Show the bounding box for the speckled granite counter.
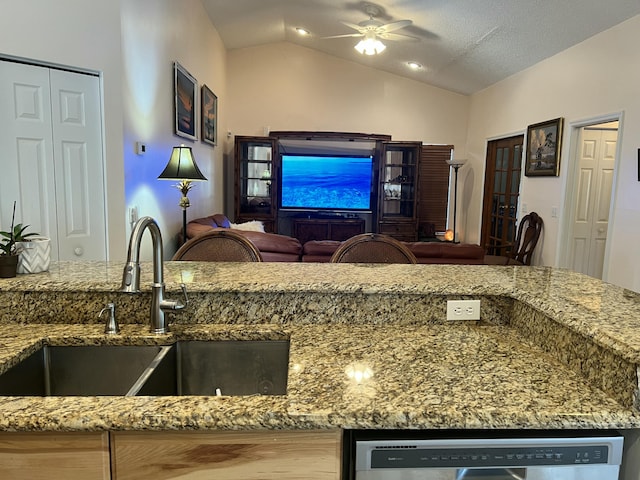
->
[0,261,639,432]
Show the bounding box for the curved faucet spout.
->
[121,216,185,334]
[121,216,164,292]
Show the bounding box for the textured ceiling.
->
[202,0,640,95]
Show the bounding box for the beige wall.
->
[121,0,227,258]
[466,15,640,290]
[0,0,126,259]
[226,41,469,148]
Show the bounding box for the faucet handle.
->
[174,283,189,311]
[159,283,189,313]
[98,302,119,334]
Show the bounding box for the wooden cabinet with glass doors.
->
[377,142,421,241]
[234,136,277,232]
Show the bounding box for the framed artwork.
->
[525,117,564,176]
[201,84,217,146]
[174,62,197,140]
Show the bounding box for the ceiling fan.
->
[323,4,418,55]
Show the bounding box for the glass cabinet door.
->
[234,137,277,228]
[379,143,419,220]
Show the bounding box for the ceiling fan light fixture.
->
[355,35,386,55]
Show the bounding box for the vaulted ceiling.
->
[202,0,640,95]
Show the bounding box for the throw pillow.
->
[229,220,265,233]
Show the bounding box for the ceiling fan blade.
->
[340,21,366,32]
[322,33,364,39]
[379,32,420,42]
[378,20,412,33]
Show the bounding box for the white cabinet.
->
[0,60,107,261]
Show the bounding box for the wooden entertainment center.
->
[234,131,452,243]
[292,217,365,245]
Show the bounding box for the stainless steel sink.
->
[139,340,290,396]
[0,340,290,397]
[0,345,170,396]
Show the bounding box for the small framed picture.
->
[174,62,197,141]
[525,117,564,177]
[201,84,217,146]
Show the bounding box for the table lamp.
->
[158,145,207,244]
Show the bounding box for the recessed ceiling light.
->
[295,27,310,36]
[407,62,422,70]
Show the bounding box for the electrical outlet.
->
[447,299,481,321]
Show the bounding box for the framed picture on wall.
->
[525,117,564,176]
[201,84,217,146]
[174,62,197,140]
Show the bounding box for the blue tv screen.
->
[280,155,373,211]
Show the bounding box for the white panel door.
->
[570,127,617,279]
[0,61,57,245]
[0,61,106,261]
[49,69,106,261]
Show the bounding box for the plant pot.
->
[0,254,19,278]
[17,236,51,274]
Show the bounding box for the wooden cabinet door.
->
[0,432,111,480]
[112,430,342,480]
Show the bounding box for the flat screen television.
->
[280,154,374,211]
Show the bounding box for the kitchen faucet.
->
[121,216,187,334]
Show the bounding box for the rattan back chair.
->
[172,230,263,262]
[330,233,417,264]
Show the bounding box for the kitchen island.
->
[0,261,639,478]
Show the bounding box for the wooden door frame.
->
[480,134,525,253]
[559,113,622,281]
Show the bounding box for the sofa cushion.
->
[238,230,302,256]
[186,216,219,239]
[302,240,342,256]
[230,220,265,232]
[301,240,341,262]
[211,214,231,228]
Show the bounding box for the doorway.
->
[564,120,619,279]
[480,135,524,254]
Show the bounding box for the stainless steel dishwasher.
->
[349,431,624,480]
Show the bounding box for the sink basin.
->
[0,345,170,396]
[139,340,290,396]
[0,340,290,397]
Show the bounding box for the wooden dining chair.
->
[484,212,543,265]
[172,230,263,262]
[330,233,417,264]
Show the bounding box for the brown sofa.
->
[186,214,485,264]
[186,214,302,262]
[302,239,485,264]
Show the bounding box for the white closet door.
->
[0,61,107,261]
[49,69,106,261]
[0,61,58,248]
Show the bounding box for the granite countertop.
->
[0,261,639,432]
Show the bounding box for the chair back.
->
[172,230,263,262]
[511,212,543,265]
[330,233,417,264]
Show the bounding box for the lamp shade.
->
[158,145,207,181]
[446,158,467,168]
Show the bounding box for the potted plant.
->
[0,203,38,278]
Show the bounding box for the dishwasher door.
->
[354,436,624,480]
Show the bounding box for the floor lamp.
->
[158,145,207,245]
[446,158,466,243]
